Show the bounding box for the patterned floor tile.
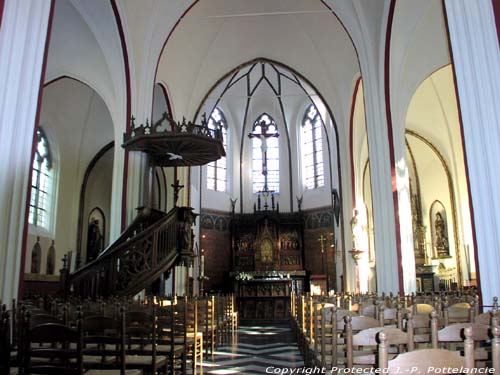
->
[189,323,305,374]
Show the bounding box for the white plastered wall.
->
[26,78,114,275]
[0,0,53,304]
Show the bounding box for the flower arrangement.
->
[235,272,253,281]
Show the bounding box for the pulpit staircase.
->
[63,112,225,299]
[62,206,197,299]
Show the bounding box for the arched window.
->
[251,113,279,193]
[302,105,324,189]
[207,108,228,192]
[29,128,53,229]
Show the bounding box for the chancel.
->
[2,0,500,374]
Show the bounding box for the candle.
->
[201,254,205,276]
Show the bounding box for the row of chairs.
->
[0,293,237,375]
[291,292,499,372]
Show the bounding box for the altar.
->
[237,278,288,320]
[231,207,306,321]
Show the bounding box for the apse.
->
[194,59,339,215]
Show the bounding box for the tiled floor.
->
[199,323,304,375]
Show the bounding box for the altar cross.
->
[318,234,327,253]
[248,119,279,191]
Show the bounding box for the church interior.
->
[2,0,500,373]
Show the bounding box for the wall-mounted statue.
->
[434,212,449,257]
[350,209,359,250]
[46,240,55,275]
[87,219,103,262]
[31,236,41,273]
[87,207,105,263]
[430,200,450,258]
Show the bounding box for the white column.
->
[395,155,417,293]
[445,0,500,305]
[392,128,417,294]
[0,0,53,304]
[362,75,400,294]
[190,166,201,294]
[109,146,125,240]
[126,151,148,224]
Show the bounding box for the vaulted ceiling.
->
[45,0,450,143]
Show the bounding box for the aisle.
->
[201,324,305,374]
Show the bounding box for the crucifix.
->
[171,179,184,207]
[248,119,279,191]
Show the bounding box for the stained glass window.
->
[29,128,53,229]
[302,105,324,189]
[207,108,228,192]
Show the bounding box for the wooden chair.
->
[378,304,403,327]
[156,301,186,375]
[306,301,334,367]
[339,315,380,333]
[492,326,500,373]
[411,303,434,316]
[431,316,490,368]
[28,314,63,328]
[378,327,475,374]
[215,295,232,346]
[296,295,314,364]
[433,322,489,347]
[344,312,411,369]
[82,313,126,374]
[443,302,471,325]
[175,297,202,373]
[124,308,168,375]
[316,304,337,368]
[335,315,380,369]
[347,326,413,369]
[405,311,432,347]
[197,296,215,357]
[23,320,83,375]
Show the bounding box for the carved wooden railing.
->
[123,112,224,144]
[98,207,167,258]
[63,206,197,299]
[122,112,226,167]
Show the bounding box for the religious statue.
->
[261,239,274,264]
[46,240,55,275]
[350,209,359,250]
[230,197,237,214]
[332,188,341,226]
[434,212,450,257]
[31,236,41,273]
[296,195,303,211]
[87,219,103,263]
